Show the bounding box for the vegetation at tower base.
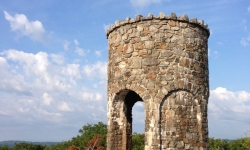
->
[0,122,107,150]
[0,123,249,150]
[208,130,250,150]
[132,132,145,150]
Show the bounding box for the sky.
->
[0,0,250,142]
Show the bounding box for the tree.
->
[209,138,228,150]
[132,132,144,150]
[66,146,80,150]
[12,142,46,150]
[241,130,250,149]
[0,145,10,150]
[44,122,107,150]
[74,122,107,148]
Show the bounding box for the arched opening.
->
[107,90,145,150]
[159,90,199,149]
[124,91,144,149]
[125,91,143,123]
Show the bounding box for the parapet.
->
[106,12,210,38]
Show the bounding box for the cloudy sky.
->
[0,0,250,142]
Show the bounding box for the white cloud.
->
[63,40,70,50]
[50,54,64,65]
[0,57,8,70]
[74,39,79,46]
[75,47,86,56]
[35,108,63,122]
[2,49,36,65]
[130,0,162,8]
[209,87,250,123]
[247,35,250,41]
[217,42,223,45]
[95,50,102,57]
[62,64,81,78]
[43,93,53,105]
[64,39,89,56]
[73,39,88,57]
[82,61,107,79]
[0,49,108,141]
[103,24,111,31]
[2,49,51,82]
[241,37,249,46]
[248,6,250,12]
[1,49,72,92]
[242,19,248,31]
[58,102,71,111]
[0,56,31,95]
[82,92,103,101]
[0,110,9,115]
[62,64,81,85]
[4,11,46,43]
[208,48,219,58]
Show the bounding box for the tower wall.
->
[106,12,209,150]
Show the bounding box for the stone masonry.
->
[106,12,209,150]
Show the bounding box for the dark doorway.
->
[124,91,144,149]
[125,91,143,123]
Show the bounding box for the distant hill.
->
[0,140,60,148]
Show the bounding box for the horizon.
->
[0,0,250,142]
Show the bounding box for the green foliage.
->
[1,124,249,150]
[241,138,250,149]
[227,130,250,150]
[0,143,47,150]
[13,142,46,150]
[227,139,244,150]
[76,121,107,148]
[209,138,228,150]
[132,132,144,150]
[45,122,107,150]
[0,145,10,150]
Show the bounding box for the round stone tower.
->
[106,12,209,150]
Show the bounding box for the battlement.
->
[106,12,210,38]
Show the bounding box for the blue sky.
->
[0,0,250,142]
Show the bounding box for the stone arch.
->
[107,89,144,150]
[159,89,206,149]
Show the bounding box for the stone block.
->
[134,43,144,50]
[145,41,155,49]
[130,57,142,69]
[142,58,159,66]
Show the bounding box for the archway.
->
[159,90,201,149]
[124,91,144,149]
[107,90,145,150]
[124,91,143,124]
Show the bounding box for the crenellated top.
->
[106,12,210,38]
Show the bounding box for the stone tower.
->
[106,12,209,150]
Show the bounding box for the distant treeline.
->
[0,122,249,150]
[0,141,59,148]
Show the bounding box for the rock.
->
[130,57,142,68]
[145,41,155,49]
[142,58,159,66]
